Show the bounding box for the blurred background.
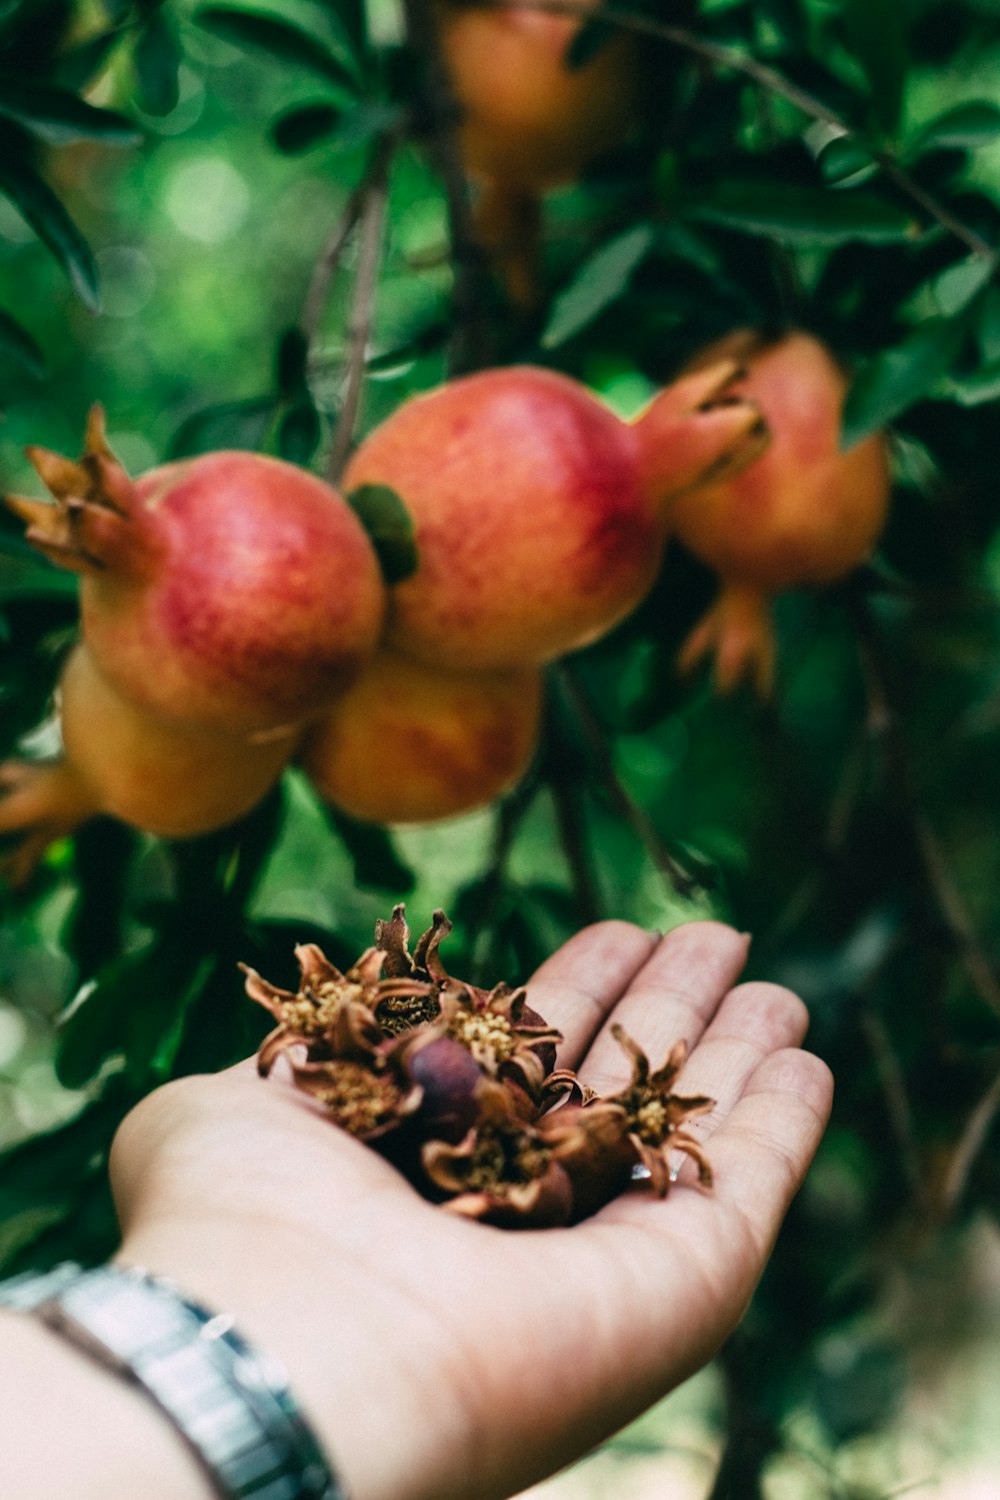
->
[3,0,1000,1494]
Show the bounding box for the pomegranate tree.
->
[6,407,387,736]
[299,649,543,824]
[672,331,891,694]
[344,362,766,673]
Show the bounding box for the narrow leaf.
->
[346,483,419,584]
[323,805,416,892]
[270,101,341,154]
[566,18,614,69]
[195,6,357,95]
[0,305,44,375]
[912,101,1000,152]
[542,224,654,349]
[168,396,273,457]
[0,158,99,308]
[134,10,182,116]
[928,255,996,318]
[277,400,321,464]
[940,358,1000,407]
[841,318,968,447]
[841,0,907,136]
[689,183,920,246]
[0,73,140,144]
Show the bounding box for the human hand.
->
[111,919,832,1500]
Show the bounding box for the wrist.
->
[0,1306,215,1500]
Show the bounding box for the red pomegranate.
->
[343,363,766,673]
[672,331,891,695]
[299,649,542,824]
[6,408,387,735]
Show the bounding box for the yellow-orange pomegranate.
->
[298,649,542,823]
[344,363,766,674]
[6,408,386,736]
[437,2,640,304]
[672,331,891,695]
[0,642,297,885]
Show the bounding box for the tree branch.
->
[553,664,708,899]
[401,0,494,372]
[484,0,995,262]
[326,137,394,482]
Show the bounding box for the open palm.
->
[112,919,832,1500]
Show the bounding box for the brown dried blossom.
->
[242,924,437,1080]
[423,1079,575,1228]
[245,908,715,1226]
[598,1024,716,1195]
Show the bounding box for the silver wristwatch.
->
[0,1262,346,1500]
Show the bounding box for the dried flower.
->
[424,1079,575,1227]
[599,1024,715,1195]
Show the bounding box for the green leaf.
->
[816,135,877,187]
[841,318,968,447]
[565,17,615,69]
[53,28,124,92]
[0,157,99,308]
[0,73,140,144]
[0,304,44,375]
[928,255,997,318]
[134,10,182,116]
[688,183,920,245]
[346,483,419,585]
[976,286,1000,361]
[912,100,1000,152]
[841,0,907,136]
[168,396,274,457]
[276,400,321,464]
[270,100,341,154]
[323,805,416,893]
[195,6,357,95]
[939,358,1000,407]
[542,224,654,349]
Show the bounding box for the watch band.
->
[0,1262,346,1500]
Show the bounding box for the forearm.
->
[0,1309,215,1500]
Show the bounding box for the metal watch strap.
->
[0,1262,346,1500]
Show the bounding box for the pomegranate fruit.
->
[5,407,387,735]
[672,330,891,695]
[437,2,639,303]
[0,642,297,885]
[343,363,767,673]
[298,648,542,823]
[439,2,638,192]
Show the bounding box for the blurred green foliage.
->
[3,0,1000,1493]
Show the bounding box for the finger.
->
[575,920,751,1094]
[695,1047,834,1242]
[524,921,661,1068]
[673,981,810,1129]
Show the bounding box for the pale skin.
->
[0,919,832,1500]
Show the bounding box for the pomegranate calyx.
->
[678,582,776,698]
[11,405,140,577]
[634,363,770,512]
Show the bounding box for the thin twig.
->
[300,189,364,345]
[326,138,394,482]
[553,664,706,898]
[550,775,602,925]
[401,0,493,372]
[940,1059,1000,1218]
[859,1008,925,1202]
[849,592,1000,1022]
[485,0,996,262]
